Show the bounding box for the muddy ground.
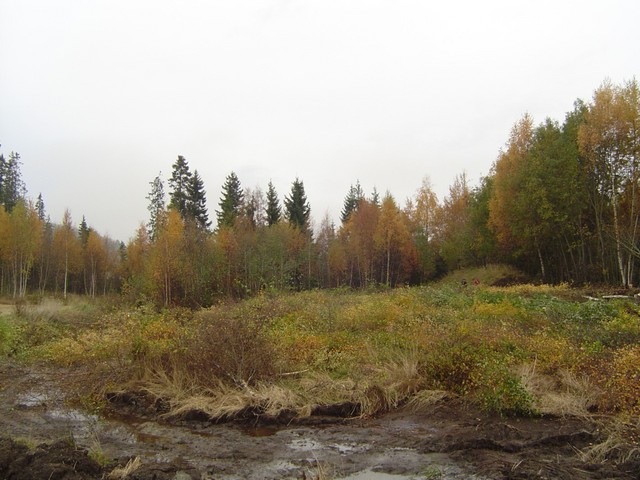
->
[0,361,637,480]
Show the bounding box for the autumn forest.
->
[1,79,639,307]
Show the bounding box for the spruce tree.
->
[0,151,26,212]
[370,187,380,207]
[146,172,166,241]
[187,170,211,231]
[35,193,46,221]
[78,216,91,246]
[341,181,364,223]
[265,181,281,226]
[216,172,244,229]
[168,155,192,218]
[284,178,311,231]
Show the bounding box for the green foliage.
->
[0,150,26,212]
[186,170,210,231]
[0,315,18,355]
[217,171,244,229]
[9,280,640,417]
[341,181,364,224]
[146,172,166,241]
[476,361,537,416]
[265,181,281,226]
[284,177,311,231]
[168,155,192,217]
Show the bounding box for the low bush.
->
[175,313,277,387]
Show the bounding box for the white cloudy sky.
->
[1,0,639,241]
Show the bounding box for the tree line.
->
[1,78,638,304]
[0,148,122,299]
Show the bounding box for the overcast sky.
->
[1,0,639,241]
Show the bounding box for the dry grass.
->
[140,364,302,420]
[137,354,436,421]
[517,363,601,417]
[337,352,436,417]
[108,456,141,479]
[305,453,334,480]
[579,417,640,465]
[406,390,450,413]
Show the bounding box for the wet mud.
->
[0,361,637,479]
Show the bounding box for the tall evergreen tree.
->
[168,155,192,218]
[146,172,166,241]
[284,178,311,231]
[370,187,380,207]
[35,193,46,221]
[265,181,281,226]
[0,151,26,212]
[187,169,211,231]
[217,172,244,229]
[78,216,91,246]
[341,181,364,223]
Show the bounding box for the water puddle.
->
[239,425,281,437]
[3,382,484,479]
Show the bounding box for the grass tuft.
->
[108,456,141,479]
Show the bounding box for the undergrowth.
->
[2,272,640,424]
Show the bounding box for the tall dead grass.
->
[517,363,601,417]
[579,417,640,465]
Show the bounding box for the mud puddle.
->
[0,362,636,479]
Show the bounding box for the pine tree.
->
[187,169,211,231]
[265,181,281,226]
[168,155,192,218]
[284,178,311,231]
[341,181,364,223]
[146,172,166,241]
[217,172,243,229]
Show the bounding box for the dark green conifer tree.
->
[284,178,311,231]
[370,187,380,207]
[341,181,364,223]
[35,193,46,221]
[216,172,244,229]
[146,172,166,241]
[0,151,26,212]
[187,170,211,231]
[265,181,281,226]
[78,216,91,246]
[168,155,192,218]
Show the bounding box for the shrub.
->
[0,316,17,356]
[605,345,640,414]
[476,361,537,416]
[178,313,277,387]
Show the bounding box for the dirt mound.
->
[405,402,639,479]
[0,437,102,480]
[106,389,362,425]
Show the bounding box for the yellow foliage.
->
[606,345,640,414]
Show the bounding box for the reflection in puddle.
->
[340,470,419,479]
[4,384,481,480]
[240,425,280,437]
[289,437,324,451]
[16,391,50,408]
[332,442,371,454]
